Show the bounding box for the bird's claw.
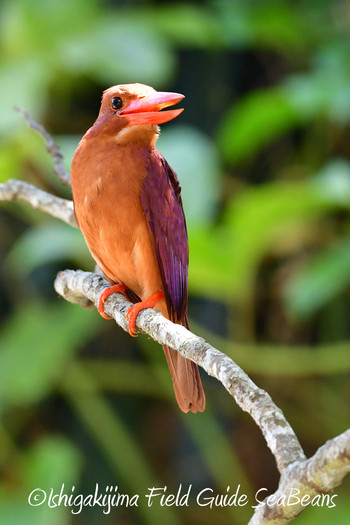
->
[126,306,139,337]
[125,290,164,337]
[98,284,128,320]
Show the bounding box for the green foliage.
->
[214,0,310,51]
[0,301,100,410]
[189,168,350,300]
[0,437,81,525]
[62,364,181,525]
[295,499,350,525]
[158,125,221,225]
[218,88,301,165]
[0,0,175,133]
[1,1,350,524]
[4,222,91,276]
[284,236,350,319]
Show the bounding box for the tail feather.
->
[163,345,205,413]
[132,295,205,413]
[157,303,205,413]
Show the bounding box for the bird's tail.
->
[162,313,205,413]
[154,299,205,413]
[128,290,205,412]
[163,343,206,413]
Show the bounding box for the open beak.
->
[121,91,184,126]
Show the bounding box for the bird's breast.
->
[71,140,160,296]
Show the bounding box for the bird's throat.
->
[115,124,159,146]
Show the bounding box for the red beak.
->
[121,91,184,126]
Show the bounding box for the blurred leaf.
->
[284,74,350,125]
[0,436,80,525]
[226,182,329,295]
[0,0,97,132]
[284,237,350,319]
[189,225,236,297]
[313,159,350,206]
[195,322,350,376]
[217,88,301,165]
[0,301,100,411]
[214,0,255,47]
[0,0,175,133]
[138,5,224,47]
[5,221,91,276]
[157,125,221,225]
[0,0,97,57]
[184,411,253,523]
[190,172,350,299]
[283,73,334,120]
[218,39,350,166]
[0,140,22,183]
[62,363,181,525]
[294,493,350,525]
[62,16,175,86]
[137,336,253,523]
[82,360,171,399]
[249,0,307,52]
[55,135,80,175]
[0,60,47,134]
[215,0,309,51]
[0,130,71,196]
[283,161,350,318]
[24,437,81,490]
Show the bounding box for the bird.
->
[71,83,205,413]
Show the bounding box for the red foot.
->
[126,290,164,337]
[98,284,129,320]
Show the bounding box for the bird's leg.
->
[126,290,164,337]
[98,283,129,320]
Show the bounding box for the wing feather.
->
[140,148,205,413]
[140,149,188,322]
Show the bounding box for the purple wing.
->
[140,148,188,322]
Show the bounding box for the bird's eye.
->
[111,97,123,110]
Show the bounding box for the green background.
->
[0,0,349,523]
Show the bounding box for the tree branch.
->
[54,269,306,471]
[53,269,350,524]
[14,106,71,187]
[249,429,350,524]
[0,179,77,227]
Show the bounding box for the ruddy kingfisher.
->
[71,83,205,413]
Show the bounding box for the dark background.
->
[0,0,349,523]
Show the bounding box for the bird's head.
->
[89,83,184,145]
